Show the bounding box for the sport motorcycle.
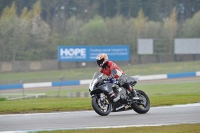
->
[89,72,150,116]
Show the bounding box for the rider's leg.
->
[119,74,138,98]
[122,83,137,97]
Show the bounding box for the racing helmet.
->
[96,53,108,67]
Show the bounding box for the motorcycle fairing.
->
[98,83,113,95]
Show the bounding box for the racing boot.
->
[129,86,139,100]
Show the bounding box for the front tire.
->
[132,90,150,114]
[92,95,111,116]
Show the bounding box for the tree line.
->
[1,0,200,22]
[0,0,200,61]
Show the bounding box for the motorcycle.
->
[89,72,150,116]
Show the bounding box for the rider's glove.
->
[106,77,118,84]
[106,76,112,82]
[112,78,118,84]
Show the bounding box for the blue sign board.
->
[58,45,130,62]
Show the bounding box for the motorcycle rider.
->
[96,53,138,100]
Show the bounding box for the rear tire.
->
[92,96,111,116]
[132,90,150,114]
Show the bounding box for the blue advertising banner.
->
[58,45,130,62]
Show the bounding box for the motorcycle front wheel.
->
[91,95,112,116]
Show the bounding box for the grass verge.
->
[0,93,199,114]
[0,81,200,114]
[36,123,200,133]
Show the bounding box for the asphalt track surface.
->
[0,104,200,132]
[0,77,200,132]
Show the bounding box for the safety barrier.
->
[1,71,200,90]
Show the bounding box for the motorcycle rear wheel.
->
[131,90,150,114]
[91,95,112,116]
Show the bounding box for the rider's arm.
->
[108,62,122,78]
[99,67,103,73]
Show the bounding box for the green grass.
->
[0,94,199,114]
[0,81,200,114]
[0,61,200,84]
[0,98,6,101]
[36,123,200,133]
[138,81,200,96]
[0,98,91,114]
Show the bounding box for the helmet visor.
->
[97,58,104,67]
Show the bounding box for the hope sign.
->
[60,48,86,57]
[58,45,130,61]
